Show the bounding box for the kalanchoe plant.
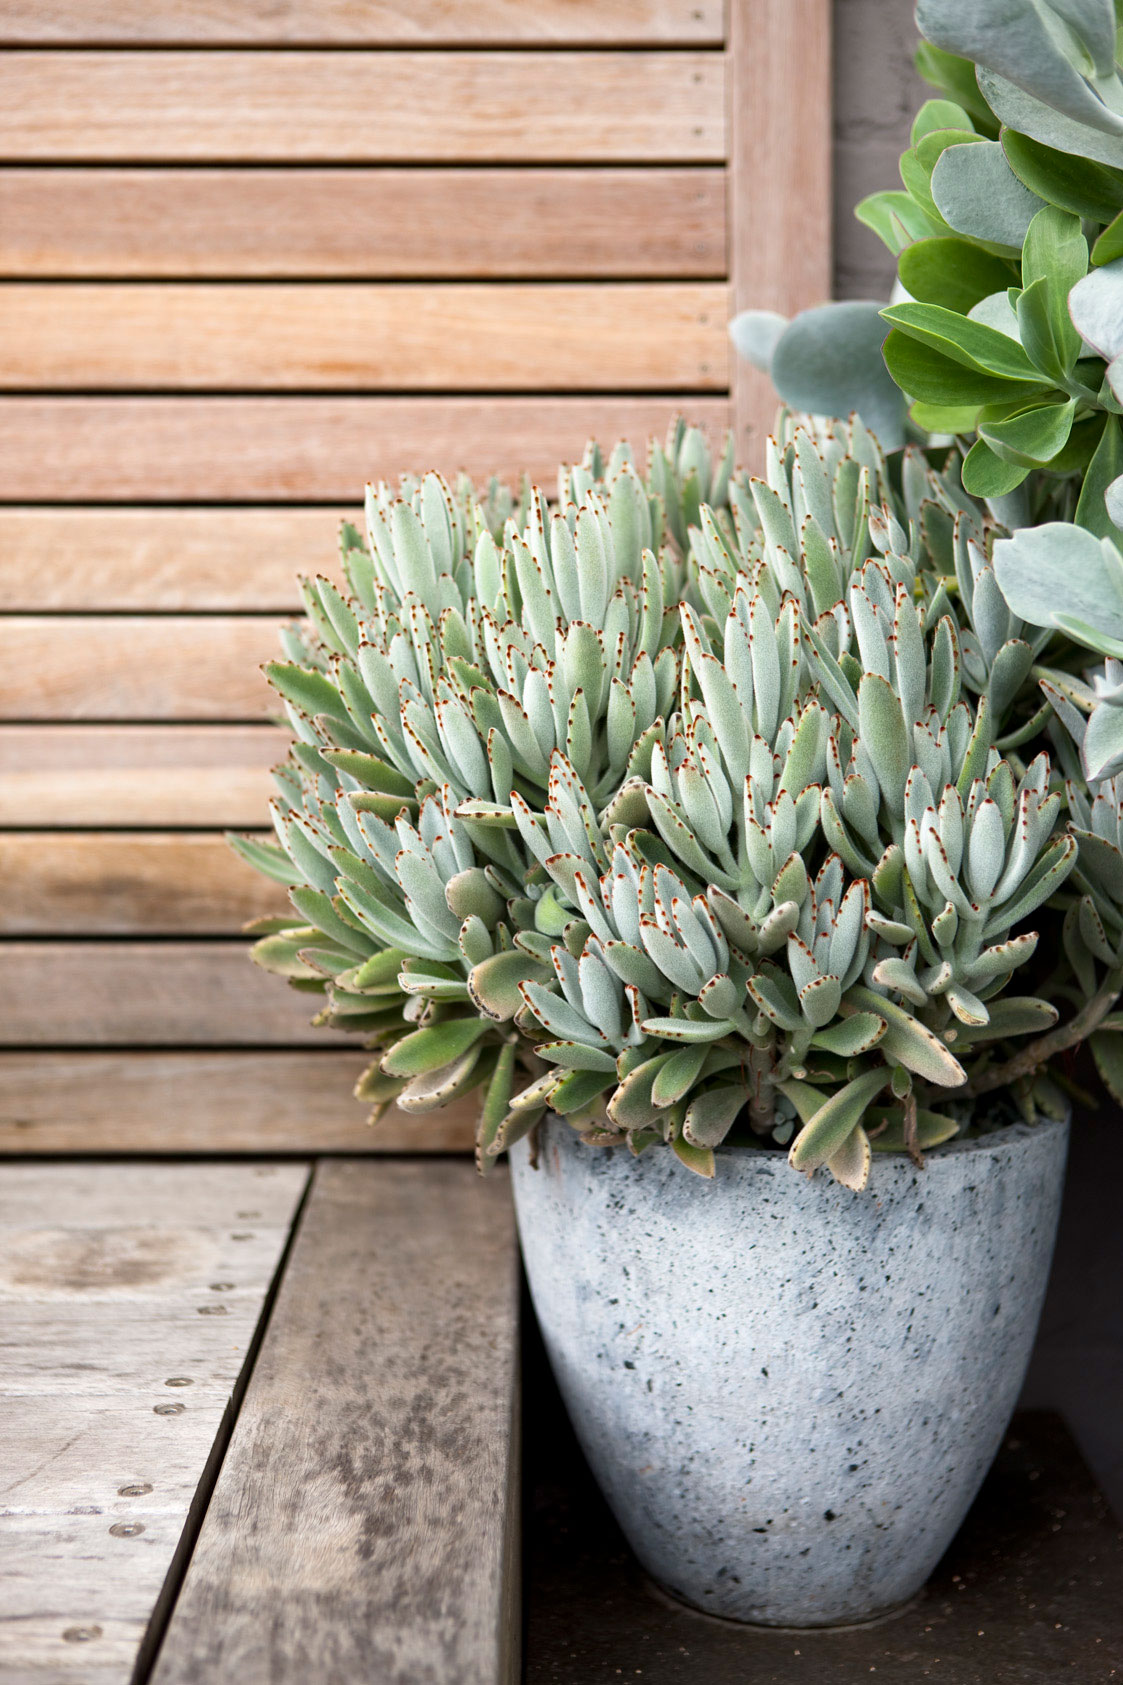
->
[732,0,1123,535]
[234,415,1123,1191]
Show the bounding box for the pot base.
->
[644,1574,921,1632]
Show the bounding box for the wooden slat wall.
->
[0,0,831,1153]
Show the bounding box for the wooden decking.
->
[0,1161,519,1685]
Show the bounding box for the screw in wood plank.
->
[62,1626,102,1643]
[197,1305,228,1316]
[153,1402,184,1416]
[230,1232,255,1241]
[109,1522,145,1538]
[117,1483,153,1497]
[209,1281,235,1291]
[164,1376,194,1386]
[236,1210,261,1219]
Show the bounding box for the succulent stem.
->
[747,1036,777,1135]
[958,968,1123,1100]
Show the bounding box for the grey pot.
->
[510,1112,1068,1627]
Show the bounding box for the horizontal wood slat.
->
[0,167,727,279]
[0,397,729,498]
[0,0,724,45]
[0,52,725,162]
[0,726,285,825]
[0,282,728,392]
[0,509,345,610]
[0,1052,476,1151]
[0,833,285,935]
[0,941,352,1045]
[0,616,279,720]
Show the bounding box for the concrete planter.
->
[510,1113,1068,1627]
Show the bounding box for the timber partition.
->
[0,0,831,1154]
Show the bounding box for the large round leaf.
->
[898,237,1017,313]
[727,309,789,373]
[978,69,1123,169]
[767,301,907,451]
[992,521,1123,651]
[917,0,1120,131]
[930,140,1046,248]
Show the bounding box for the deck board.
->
[0,1052,476,1154]
[149,1159,520,1685]
[0,1163,308,1683]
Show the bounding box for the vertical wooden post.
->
[728,0,833,466]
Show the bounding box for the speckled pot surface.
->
[511,1113,1068,1627]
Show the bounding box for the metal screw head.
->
[230,1232,255,1241]
[109,1522,145,1538]
[164,1376,193,1387]
[209,1281,235,1292]
[117,1483,152,1497]
[236,1210,261,1220]
[153,1402,184,1416]
[62,1626,102,1643]
[197,1305,228,1316]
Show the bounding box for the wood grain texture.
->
[0,1051,476,1152]
[0,0,724,44]
[728,0,833,462]
[150,1159,520,1685]
[0,833,286,935]
[0,942,353,1045]
[0,282,728,392]
[0,510,345,610]
[0,726,285,826]
[0,397,729,499]
[0,51,725,163]
[0,616,280,720]
[0,1161,307,1682]
[0,167,727,279]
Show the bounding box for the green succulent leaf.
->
[785,1067,889,1174]
[898,237,1017,314]
[381,1017,491,1079]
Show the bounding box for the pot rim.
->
[539,1109,1070,1172]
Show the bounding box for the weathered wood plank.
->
[0,281,728,392]
[728,0,833,462]
[0,1161,307,1227]
[0,1162,308,1682]
[150,1159,520,1685]
[0,617,279,720]
[0,510,344,611]
[0,167,727,279]
[0,0,724,45]
[0,1051,476,1152]
[0,833,286,935]
[0,726,286,825]
[0,52,725,163]
[0,397,729,500]
[0,942,351,1045]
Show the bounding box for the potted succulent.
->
[231,0,1123,1628]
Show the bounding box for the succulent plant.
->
[731,0,1123,535]
[235,414,1123,1191]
